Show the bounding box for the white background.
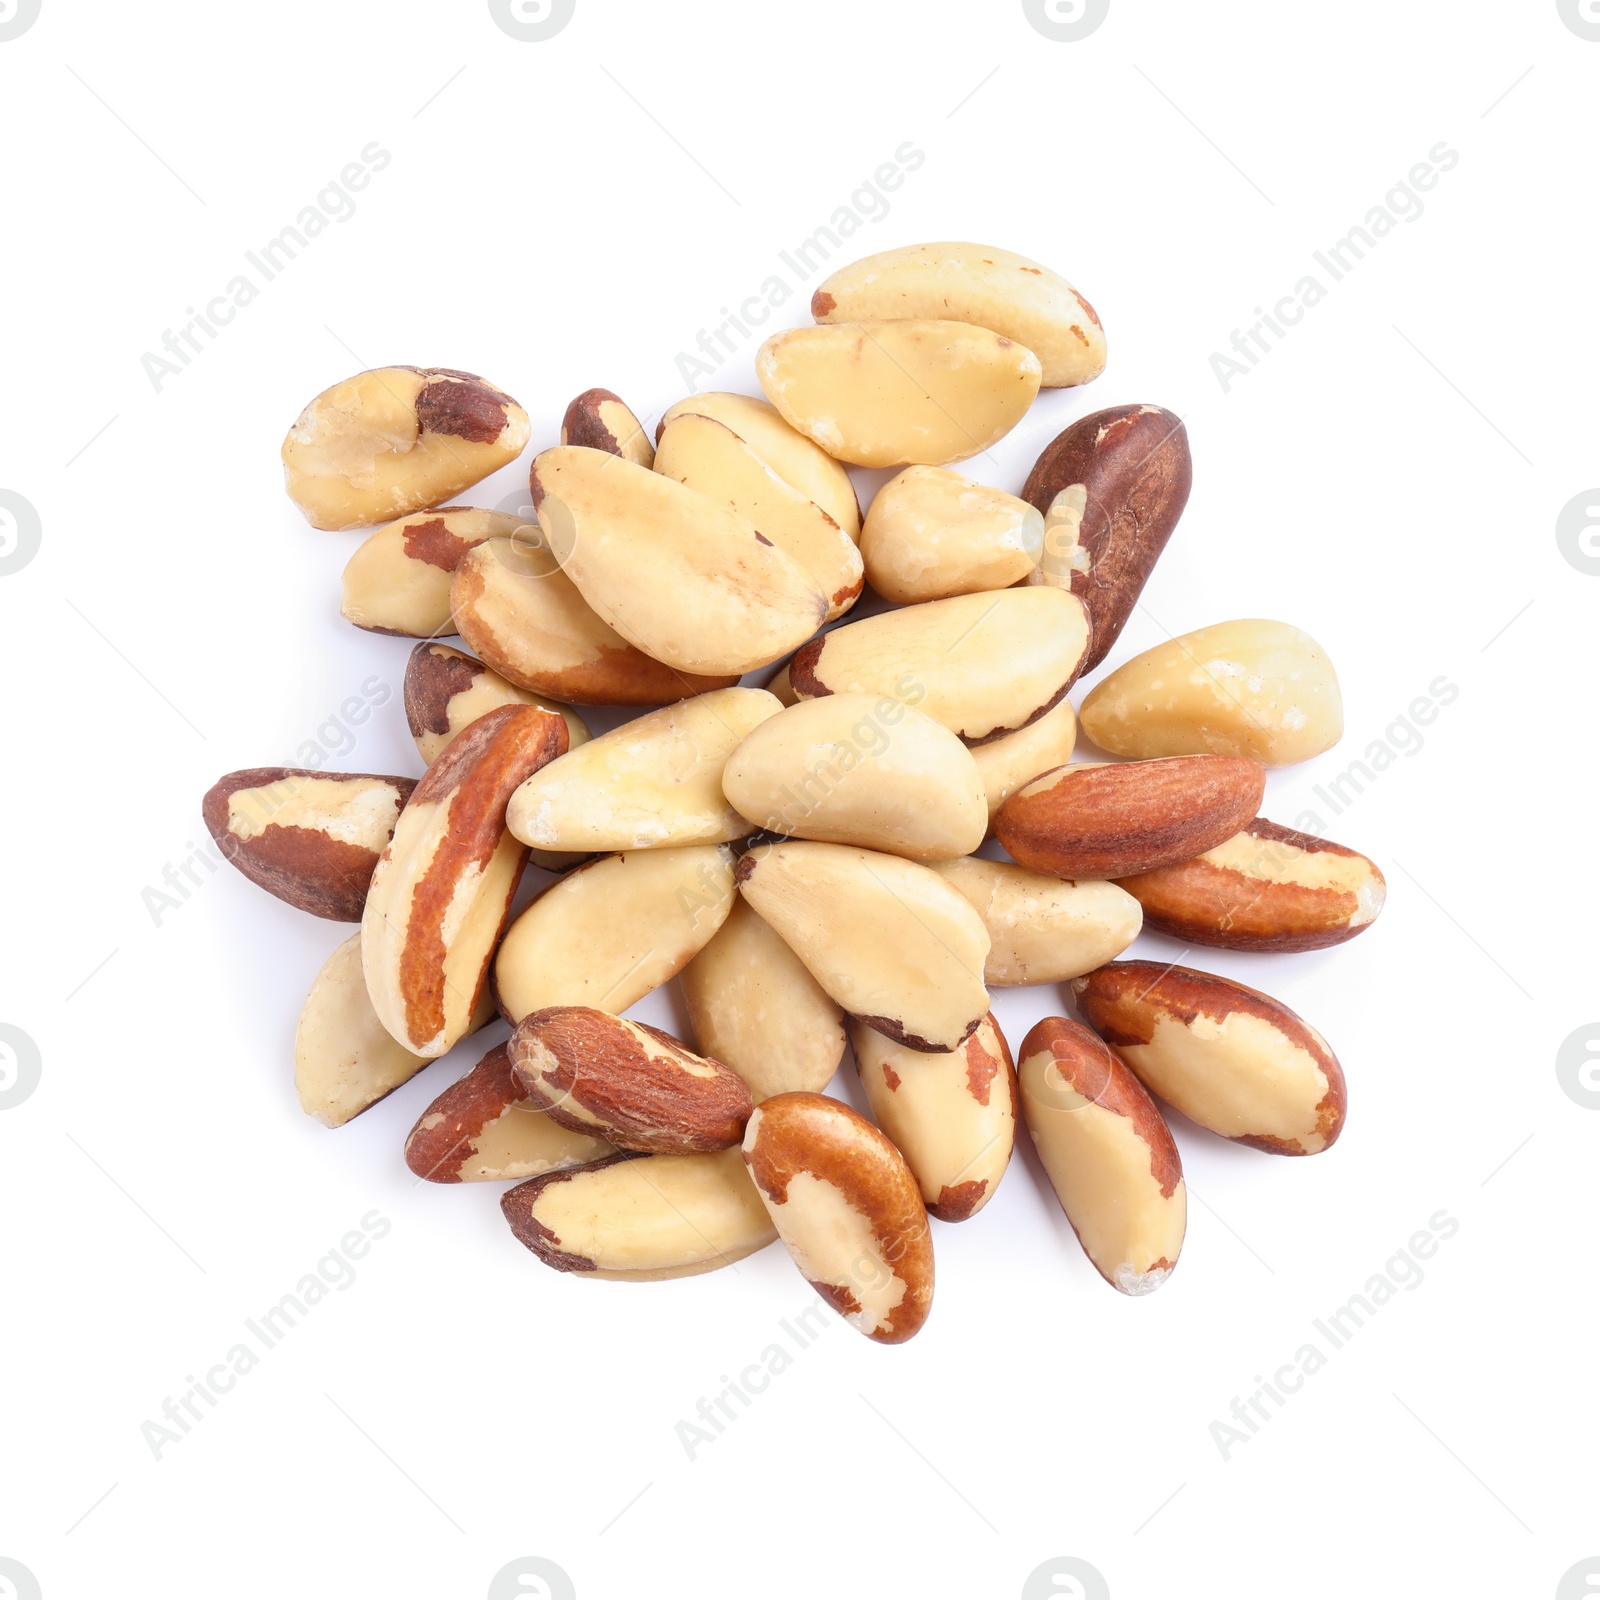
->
[2,2,1596,1597]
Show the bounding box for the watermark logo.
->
[0,1025,41,1111]
[0,491,41,576]
[1022,1557,1110,1599]
[1557,0,1600,41]
[488,0,574,41]
[1556,1025,1600,1109]
[1022,0,1108,41]
[1557,1557,1600,1597]
[1556,490,1600,574]
[493,486,567,580]
[0,0,41,42]
[487,1557,575,1599]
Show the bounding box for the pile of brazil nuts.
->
[206,241,1383,1344]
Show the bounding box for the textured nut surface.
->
[507,688,780,852]
[928,858,1143,985]
[1117,818,1386,952]
[743,1092,933,1343]
[561,388,654,468]
[203,768,416,922]
[1018,1016,1186,1295]
[1079,619,1344,766]
[531,445,828,675]
[1074,961,1347,1155]
[281,366,529,530]
[852,1013,1016,1222]
[404,642,590,766]
[969,696,1078,827]
[722,693,988,861]
[788,586,1089,744]
[494,845,737,1023]
[756,320,1042,468]
[404,1042,613,1183]
[341,507,521,637]
[680,897,846,1102]
[502,1146,775,1280]
[1022,406,1192,672]
[735,840,990,1053]
[811,241,1106,388]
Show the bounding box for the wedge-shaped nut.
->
[494,845,737,1023]
[341,507,521,637]
[404,642,589,766]
[788,587,1089,744]
[928,859,1142,985]
[654,412,863,620]
[1118,819,1386,952]
[756,320,1042,468]
[530,445,828,675]
[1018,1017,1186,1295]
[1079,619,1344,766]
[743,1092,933,1343]
[853,1013,1016,1222]
[722,693,986,861]
[362,705,567,1056]
[282,366,529,530]
[969,696,1078,827]
[680,898,846,1101]
[452,538,738,705]
[502,1146,776,1280]
[997,756,1265,879]
[203,768,416,922]
[561,387,654,468]
[507,688,781,853]
[404,1042,613,1182]
[812,242,1106,389]
[736,840,990,1053]
[1022,406,1192,672]
[1074,961,1347,1155]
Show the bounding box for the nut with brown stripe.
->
[561,387,654,468]
[341,507,521,637]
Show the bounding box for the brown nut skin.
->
[1021,405,1192,673]
[202,768,417,922]
[340,507,520,638]
[743,1092,933,1344]
[561,388,654,468]
[1073,961,1346,1156]
[996,756,1265,880]
[1116,818,1387,953]
[509,1007,753,1154]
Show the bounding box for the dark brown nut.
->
[340,508,521,637]
[202,768,417,921]
[561,388,655,468]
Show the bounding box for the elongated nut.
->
[362,705,567,1056]
[969,696,1078,827]
[1018,1017,1185,1295]
[1021,406,1192,671]
[757,320,1042,467]
[861,466,1044,604]
[1117,819,1387,952]
[997,756,1265,879]
[203,768,416,922]
[341,508,521,637]
[451,538,738,705]
[530,445,828,675]
[788,586,1090,744]
[404,642,590,766]
[654,412,863,620]
[1074,961,1347,1155]
[1079,619,1344,766]
[282,366,529,530]
[927,858,1142,985]
[502,1146,775,1280]
[735,840,990,1053]
[743,1092,933,1343]
[681,898,846,1101]
[405,1042,613,1182]
[561,387,654,468]
[812,242,1106,388]
[494,845,737,1023]
[507,688,781,853]
[852,1013,1016,1222]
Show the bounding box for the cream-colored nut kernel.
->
[502,1146,776,1281]
[494,845,737,1023]
[561,387,654,468]
[281,366,529,530]
[680,898,846,1101]
[508,688,781,853]
[340,507,521,637]
[722,693,987,861]
[927,858,1142,986]
[654,412,863,620]
[811,242,1106,389]
[743,1093,933,1343]
[969,696,1078,827]
[788,586,1089,744]
[852,1013,1016,1222]
[756,320,1043,468]
[1079,619,1344,767]
[530,445,829,676]
[1018,1017,1186,1295]
[861,466,1044,604]
[765,662,798,706]
[1074,961,1347,1156]
[404,642,590,767]
[735,840,990,1053]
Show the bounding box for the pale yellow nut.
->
[341,508,522,637]
[405,642,590,767]
[561,387,655,468]
[968,696,1078,828]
